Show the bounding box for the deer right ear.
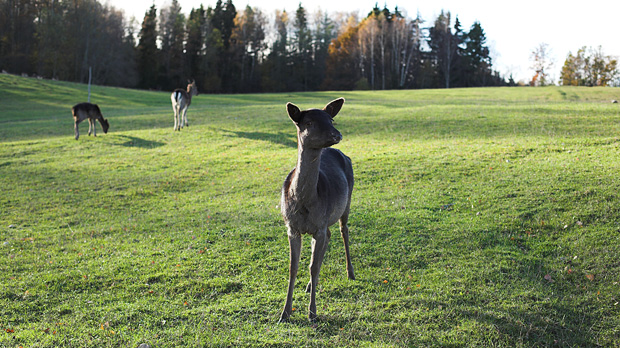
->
[287,103,302,124]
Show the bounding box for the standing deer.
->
[72,102,109,140]
[171,79,198,131]
[279,98,355,323]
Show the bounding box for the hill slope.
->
[1,74,619,347]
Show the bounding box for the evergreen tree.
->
[209,0,237,92]
[429,10,455,88]
[313,10,336,90]
[186,6,206,83]
[262,10,290,92]
[0,0,37,75]
[137,5,159,89]
[158,0,186,90]
[451,16,466,87]
[462,21,492,86]
[292,3,312,90]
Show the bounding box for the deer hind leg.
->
[87,118,93,136]
[279,232,302,323]
[339,210,355,280]
[307,230,329,322]
[182,107,189,127]
[172,105,179,131]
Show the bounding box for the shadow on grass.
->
[220,128,297,148]
[113,135,166,149]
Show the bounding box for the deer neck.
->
[289,142,323,202]
[186,91,193,105]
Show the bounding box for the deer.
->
[279,98,355,323]
[72,102,109,140]
[171,79,199,131]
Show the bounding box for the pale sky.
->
[106,0,620,84]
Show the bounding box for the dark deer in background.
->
[279,98,355,322]
[72,102,109,140]
[171,79,198,131]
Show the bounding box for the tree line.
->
[529,43,618,87]
[2,0,509,92]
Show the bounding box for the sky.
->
[106,0,620,84]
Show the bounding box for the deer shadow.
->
[114,135,166,149]
[220,128,297,148]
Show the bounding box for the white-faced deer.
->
[279,98,355,323]
[171,79,198,131]
[72,102,109,140]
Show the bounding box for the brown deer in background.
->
[171,79,198,131]
[279,98,355,323]
[72,102,109,140]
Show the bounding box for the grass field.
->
[1,73,620,347]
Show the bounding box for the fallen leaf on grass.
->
[544,274,553,282]
[586,274,594,281]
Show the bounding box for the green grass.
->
[1,73,620,347]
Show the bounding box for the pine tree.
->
[429,10,455,88]
[313,10,336,90]
[186,6,206,83]
[292,3,312,90]
[137,5,159,89]
[158,0,186,90]
[463,21,492,87]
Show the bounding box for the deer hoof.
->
[278,312,291,323]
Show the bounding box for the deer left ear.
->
[324,98,345,118]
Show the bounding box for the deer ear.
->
[287,102,302,124]
[324,98,345,118]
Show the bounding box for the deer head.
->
[287,98,345,149]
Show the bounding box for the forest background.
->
[1,0,618,93]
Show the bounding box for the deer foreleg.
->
[308,230,329,322]
[74,120,80,140]
[279,233,301,323]
[91,118,97,137]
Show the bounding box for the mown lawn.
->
[1,73,619,347]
